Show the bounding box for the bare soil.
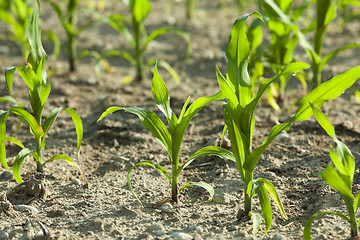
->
[1,1,360,239]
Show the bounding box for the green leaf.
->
[27,0,45,69]
[334,138,355,186]
[0,95,24,108]
[304,211,350,240]
[216,66,238,105]
[127,160,171,204]
[63,108,83,153]
[226,12,263,104]
[254,180,272,232]
[153,59,181,84]
[178,146,235,175]
[329,146,348,178]
[5,67,16,96]
[252,212,262,233]
[10,107,44,137]
[130,0,151,23]
[0,110,10,172]
[258,178,287,219]
[310,103,335,138]
[178,181,214,202]
[172,92,224,167]
[245,65,360,172]
[5,136,25,149]
[319,164,354,199]
[13,148,32,183]
[354,191,360,212]
[44,154,83,179]
[152,64,175,124]
[42,108,62,135]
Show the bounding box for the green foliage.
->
[46,0,94,72]
[260,0,309,108]
[0,0,83,182]
[0,0,32,58]
[89,0,192,83]
[98,64,232,203]
[304,104,359,239]
[217,12,360,233]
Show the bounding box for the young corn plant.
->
[0,0,83,183]
[217,12,360,233]
[0,0,32,59]
[260,0,309,109]
[302,0,360,88]
[46,0,94,72]
[98,64,232,203]
[304,104,360,239]
[90,0,191,83]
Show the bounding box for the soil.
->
[1,1,360,239]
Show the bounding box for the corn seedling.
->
[90,0,191,83]
[303,0,360,88]
[98,64,233,203]
[260,0,309,108]
[46,0,94,72]
[0,0,32,59]
[0,0,83,183]
[303,104,360,239]
[217,12,360,233]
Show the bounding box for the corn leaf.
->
[130,0,151,23]
[27,0,45,68]
[151,59,181,84]
[252,212,262,233]
[258,178,287,219]
[334,138,355,186]
[254,180,272,232]
[127,160,171,204]
[304,211,350,240]
[98,106,172,154]
[12,148,32,183]
[354,191,360,212]
[5,67,16,96]
[329,146,348,178]
[310,103,335,138]
[42,108,62,135]
[177,146,235,175]
[44,154,83,179]
[245,65,360,172]
[319,164,354,199]
[10,107,44,138]
[0,110,10,172]
[226,12,263,105]
[5,136,25,149]
[178,181,214,202]
[63,108,83,153]
[0,95,24,108]
[172,91,224,166]
[152,64,176,126]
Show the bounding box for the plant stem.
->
[312,64,322,89]
[35,137,43,172]
[171,163,178,202]
[343,195,358,237]
[244,170,253,215]
[68,34,77,72]
[133,21,144,82]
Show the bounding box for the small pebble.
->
[152,230,166,236]
[15,205,39,214]
[238,230,247,236]
[72,178,82,186]
[0,231,9,240]
[178,208,189,214]
[0,171,13,181]
[272,233,286,240]
[214,219,224,227]
[212,193,230,204]
[170,232,193,240]
[160,203,173,213]
[146,223,164,232]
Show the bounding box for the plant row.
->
[1,1,360,239]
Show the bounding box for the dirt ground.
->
[1,1,360,239]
